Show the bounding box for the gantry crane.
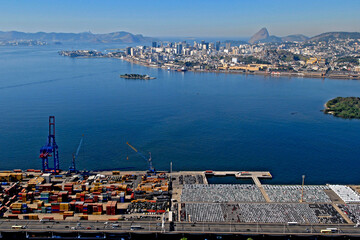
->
[39,116,59,173]
[69,135,84,173]
[126,142,155,173]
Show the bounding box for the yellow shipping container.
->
[37,201,44,208]
[60,203,69,211]
[11,203,22,208]
[79,215,88,220]
[63,211,74,216]
[29,214,39,220]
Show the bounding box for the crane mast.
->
[39,116,59,173]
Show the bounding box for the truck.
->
[130,225,142,230]
[12,225,26,229]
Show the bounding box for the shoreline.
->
[60,54,360,81]
[119,57,360,81]
[323,102,335,116]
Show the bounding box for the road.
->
[1,220,360,236]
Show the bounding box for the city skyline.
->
[0,0,359,38]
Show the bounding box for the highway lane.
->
[1,220,360,236]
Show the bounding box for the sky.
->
[0,0,359,38]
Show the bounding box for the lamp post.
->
[300,175,305,202]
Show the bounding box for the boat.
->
[177,67,187,72]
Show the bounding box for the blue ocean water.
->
[0,44,360,185]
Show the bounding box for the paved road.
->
[1,220,360,236]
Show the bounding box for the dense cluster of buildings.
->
[58,37,360,79]
[114,38,359,78]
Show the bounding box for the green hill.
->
[308,32,360,42]
[324,97,360,119]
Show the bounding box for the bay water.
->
[0,44,359,184]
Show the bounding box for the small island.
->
[324,97,360,119]
[120,74,155,80]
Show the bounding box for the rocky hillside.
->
[248,28,309,43]
[248,28,269,44]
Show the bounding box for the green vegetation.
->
[336,56,360,64]
[238,56,270,64]
[268,50,307,62]
[276,65,294,72]
[324,97,360,119]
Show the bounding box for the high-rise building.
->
[176,44,183,54]
[126,47,132,55]
[152,42,157,48]
[216,41,221,51]
[226,42,231,50]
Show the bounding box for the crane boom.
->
[69,135,84,173]
[126,142,155,173]
[75,137,83,157]
[127,142,139,153]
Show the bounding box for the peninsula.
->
[324,97,360,119]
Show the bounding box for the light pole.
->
[300,175,305,202]
[283,223,285,233]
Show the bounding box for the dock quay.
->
[0,169,360,238]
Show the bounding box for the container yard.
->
[0,169,359,239]
[0,169,171,221]
[0,169,360,225]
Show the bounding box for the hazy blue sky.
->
[1,0,359,37]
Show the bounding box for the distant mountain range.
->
[0,31,157,43]
[248,27,360,44]
[1,29,359,45]
[308,31,360,42]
